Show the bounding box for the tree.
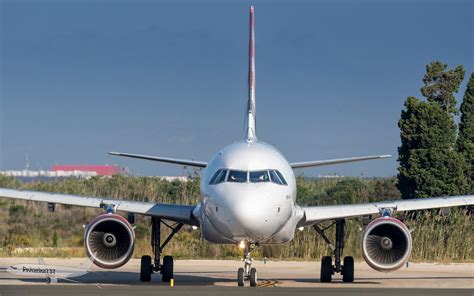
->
[326,179,369,204]
[397,97,466,198]
[420,61,465,114]
[457,73,474,193]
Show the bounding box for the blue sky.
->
[1,0,472,177]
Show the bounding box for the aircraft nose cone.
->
[230,194,272,238]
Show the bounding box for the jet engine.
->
[361,217,412,272]
[84,214,135,269]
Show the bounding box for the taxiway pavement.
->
[0,258,472,295]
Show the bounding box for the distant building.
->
[316,174,344,179]
[0,164,191,182]
[0,164,127,180]
[51,165,126,176]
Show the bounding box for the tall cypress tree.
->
[421,61,465,114]
[457,73,474,193]
[397,62,466,199]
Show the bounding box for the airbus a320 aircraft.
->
[1,6,473,287]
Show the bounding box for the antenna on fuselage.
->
[244,5,257,142]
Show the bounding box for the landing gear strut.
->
[313,219,354,283]
[237,242,258,287]
[140,217,183,282]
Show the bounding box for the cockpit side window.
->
[249,170,270,183]
[275,170,288,185]
[269,170,283,185]
[209,170,220,184]
[269,170,287,186]
[227,170,248,183]
[209,169,227,185]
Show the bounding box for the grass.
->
[0,175,472,262]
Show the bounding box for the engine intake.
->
[362,217,412,272]
[85,214,135,269]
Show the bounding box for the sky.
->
[0,0,472,177]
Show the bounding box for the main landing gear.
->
[237,242,258,287]
[313,219,354,283]
[140,217,183,282]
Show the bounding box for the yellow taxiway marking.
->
[258,280,280,287]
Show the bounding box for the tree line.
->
[398,62,473,198]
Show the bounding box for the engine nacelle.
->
[361,217,412,272]
[84,214,135,269]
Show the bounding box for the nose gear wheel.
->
[237,243,258,287]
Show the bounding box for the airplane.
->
[0,5,473,287]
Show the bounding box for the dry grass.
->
[0,175,472,262]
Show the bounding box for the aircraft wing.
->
[290,155,391,169]
[299,195,474,226]
[109,152,207,168]
[0,188,198,226]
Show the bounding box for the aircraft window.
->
[227,170,248,183]
[209,170,220,184]
[269,170,283,185]
[249,170,270,183]
[209,169,227,185]
[275,170,288,185]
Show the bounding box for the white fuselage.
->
[193,140,304,244]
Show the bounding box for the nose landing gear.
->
[237,242,258,287]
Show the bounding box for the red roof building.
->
[51,165,124,176]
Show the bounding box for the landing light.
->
[238,241,246,249]
[298,227,304,231]
[192,226,198,230]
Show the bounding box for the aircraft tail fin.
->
[244,5,257,142]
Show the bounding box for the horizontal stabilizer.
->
[109,152,207,168]
[290,154,391,169]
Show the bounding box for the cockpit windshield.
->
[227,170,248,183]
[249,170,270,183]
[209,169,287,185]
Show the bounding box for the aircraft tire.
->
[342,256,354,282]
[249,268,257,287]
[320,256,332,283]
[237,268,245,286]
[161,255,173,282]
[140,255,152,282]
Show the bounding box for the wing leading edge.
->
[290,154,391,169]
[0,188,198,226]
[299,195,474,226]
[109,152,207,168]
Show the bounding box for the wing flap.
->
[300,195,474,226]
[0,188,197,225]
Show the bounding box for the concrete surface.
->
[1,286,473,296]
[0,258,472,293]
